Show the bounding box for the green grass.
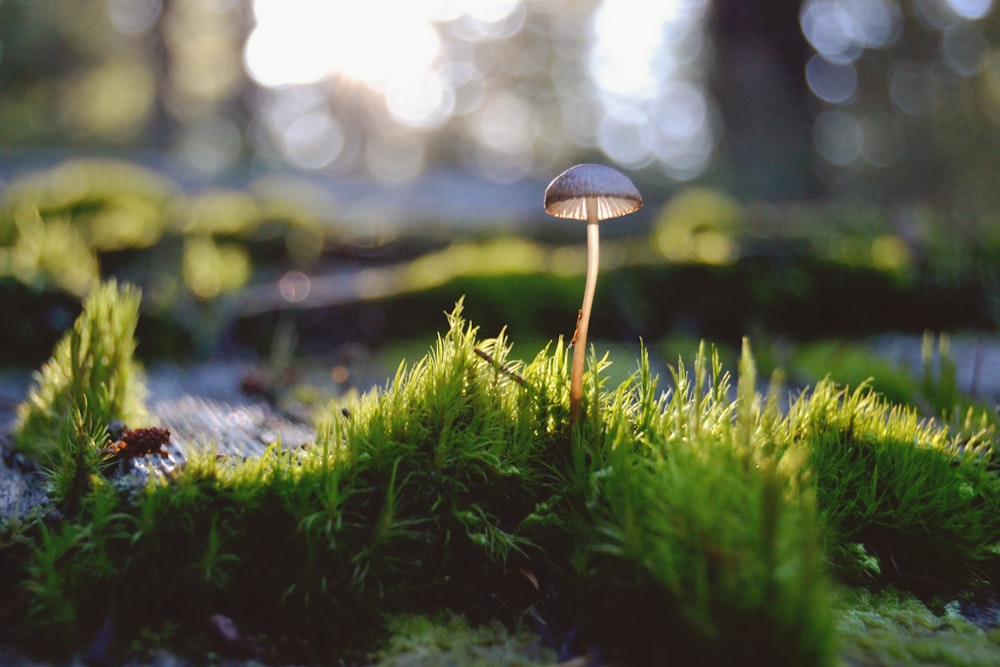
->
[4,281,1000,665]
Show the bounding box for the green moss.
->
[13,280,147,505]
[789,339,920,406]
[788,380,1000,585]
[835,587,1000,666]
[23,478,127,641]
[8,287,1000,665]
[0,159,333,342]
[372,612,556,666]
[569,340,832,665]
[7,298,834,663]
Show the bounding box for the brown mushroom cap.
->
[543,163,643,221]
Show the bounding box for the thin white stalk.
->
[570,196,599,424]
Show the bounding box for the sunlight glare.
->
[945,0,994,20]
[245,0,441,89]
[466,0,520,23]
[590,0,713,178]
[591,0,681,98]
[244,0,718,179]
[385,70,455,128]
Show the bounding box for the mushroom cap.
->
[543,163,643,221]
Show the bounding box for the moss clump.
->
[13,279,147,505]
[568,341,832,666]
[6,294,836,664]
[835,587,1000,666]
[372,612,557,666]
[790,380,1000,586]
[14,280,146,458]
[8,283,1000,665]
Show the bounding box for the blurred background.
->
[2,0,1000,402]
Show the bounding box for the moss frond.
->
[41,407,109,509]
[574,340,833,666]
[14,279,147,465]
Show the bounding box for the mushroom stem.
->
[570,196,600,424]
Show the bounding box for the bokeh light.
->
[889,62,938,118]
[945,0,994,20]
[241,0,718,181]
[915,0,963,29]
[365,131,427,183]
[385,70,455,129]
[4,0,998,198]
[244,0,442,89]
[589,0,715,179]
[859,113,905,166]
[806,55,858,104]
[106,0,162,35]
[180,116,243,174]
[794,0,1000,173]
[279,270,311,303]
[244,0,557,181]
[61,61,155,140]
[941,23,990,76]
[813,110,863,165]
[279,111,345,171]
[800,0,901,64]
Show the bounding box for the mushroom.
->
[543,164,643,425]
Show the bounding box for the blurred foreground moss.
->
[4,274,1000,664]
[3,160,999,365]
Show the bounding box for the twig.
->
[474,348,526,387]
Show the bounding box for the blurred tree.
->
[707,0,823,200]
[0,2,85,146]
